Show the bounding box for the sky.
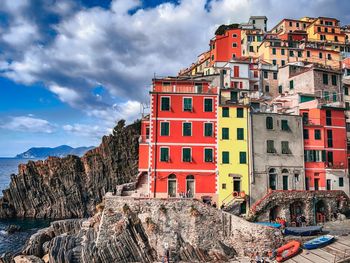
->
[0,0,350,157]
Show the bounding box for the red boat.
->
[276,240,301,262]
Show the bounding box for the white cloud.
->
[2,20,38,47]
[49,85,80,105]
[63,124,107,138]
[0,116,56,133]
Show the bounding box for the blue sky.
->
[0,0,350,157]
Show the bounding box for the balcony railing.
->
[153,84,218,94]
[326,162,345,169]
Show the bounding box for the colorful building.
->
[138,78,219,201]
[301,105,349,195]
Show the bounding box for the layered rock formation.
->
[20,195,283,263]
[0,120,140,219]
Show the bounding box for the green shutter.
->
[222,107,229,117]
[237,128,244,140]
[204,149,213,162]
[222,151,229,164]
[183,98,192,111]
[222,128,229,139]
[324,91,329,100]
[183,148,191,162]
[332,75,337,86]
[322,150,326,162]
[239,152,247,164]
[281,120,290,131]
[332,92,337,102]
[204,98,213,112]
[161,122,169,136]
[315,129,321,140]
[160,148,169,162]
[278,85,282,93]
[236,108,244,118]
[323,74,328,85]
[204,123,213,136]
[161,97,170,111]
[183,123,192,136]
[266,117,273,129]
[289,80,294,89]
[345,87,349,96]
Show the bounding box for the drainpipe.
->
[153,92,159,198]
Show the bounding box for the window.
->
[328,54,332,60]
[331,75,337,86]
[289,50,294,57]
[281,120,290,131]
[237,128,244,140]
[327,130,333,147]
[304,150,326,162]
[272,59,277,66]
[302,112,309,124]
[222,128,229,140]
[239,152,247,164]
[183,122,192,136]
[303,129,309,139]
[183,98,192,111]
[232,42,237,47]
[232,33,237,38]
[204,148,213,162]
[222,107,229,117]
[345,87,349,95]
[237,108,244,118]
[323,73,328,85]
[160,122,170,136]
[161,97,170,111]
[204,98,213,112]
[266,116,273,129]
[273,72,277,80]
[281,49,285,55]
[249,46,254,52]
[289,80,294,89]
[222,183,226,189]
[324,91,329,101]
[222,151,229,164]
[204,123,213,137]
[327,151,333,164]
[281,141,291,154]
[281,60,285,66]
[263,71,268,79]
[298,51,302,57]
[265,85,270,92]
[333,92,337,102]
[346,102,350,110]
[326,110,332,125]
[339,177,344,187]
[335,36,338,42]
[315,129,321,140]
[319,52,323,59]
[278,85,283,93]
[272,48,276,55]
[296,22,299,27]
[289,21,293,26]
[307,50,310,57]
[160,148,169,162]
[267,140,276,153]
[182,148,191,162]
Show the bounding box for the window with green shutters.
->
[289,80,294,89]
[237,108,244,118]
[204,98,213,112]
[183,122,192,136]
[160,122,169,136]
[345,87,349,96]
[298,51,302,57]
[315,129,321,140]
[182,148,191,162]
[281,120,290,131]
[266,116,273,129]
[303,129,309,139]
[331,75,337,86]
[239,152,247,164]
[183,98,192,111]
[281,141,292,154]
[332,92,337,102]
[222,107,229,117]
[339,177,344,187]
[278,85,283,93]
[323,73,328,85]
[289,50,294,57]
[161,97,170,111]
[281,49,285,55]
[267,140,276,153]
[222,151,229,164]
[327,130,333,147]
[222,128,229,140]
[160,148,169,162]
[272,48,276,55]
[346,102,350,110]
[204,123,213,137]
[237,128,244,140]
[204,148,213,162]
[324,91,329,101]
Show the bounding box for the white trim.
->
[203,122,214,137]
[155,169,217,172]
[182,121,192,136]
[203,147,214,163]
[324,126,346,129]
[182,147,192,162]
[151,117,216,121]
[203,97,213,112]
[159,146,170,162]
[182,97,193,112]
[160,121,170,136]
[160,96,171,111]
[304,146,346,151]
[154,142,216,146]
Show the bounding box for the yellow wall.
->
[218,105,249,207]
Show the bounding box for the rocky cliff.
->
[0,120,140,219]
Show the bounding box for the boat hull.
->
[255,222,281,228]
[276,240,301,262]
[284,226,322,236]
[304,235,335,250]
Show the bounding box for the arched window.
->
[186,175,195,198]
[269,168,277,190]
[168,174,177,197]
[282,169,289,190]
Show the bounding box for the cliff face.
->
[0,120,140,219]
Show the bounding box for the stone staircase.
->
[121,173,149,197]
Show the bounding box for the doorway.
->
[326,179,331,190]
[186,175,195,198]
[233,179,241,192]
[269,168,277,190]
[314,178,320,190]
[168,174,177,198]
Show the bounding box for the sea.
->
[0,158,50,255]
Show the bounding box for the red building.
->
[301,106,349,195]
[209,26,242,66]
[139,78,218,200]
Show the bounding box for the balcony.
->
[152,81,218,94]
[138,135,150,144]
[326,162,346,169]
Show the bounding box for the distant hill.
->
[15,145,95,159]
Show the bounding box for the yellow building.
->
[241,29,264,57]
[218,103,249,213]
